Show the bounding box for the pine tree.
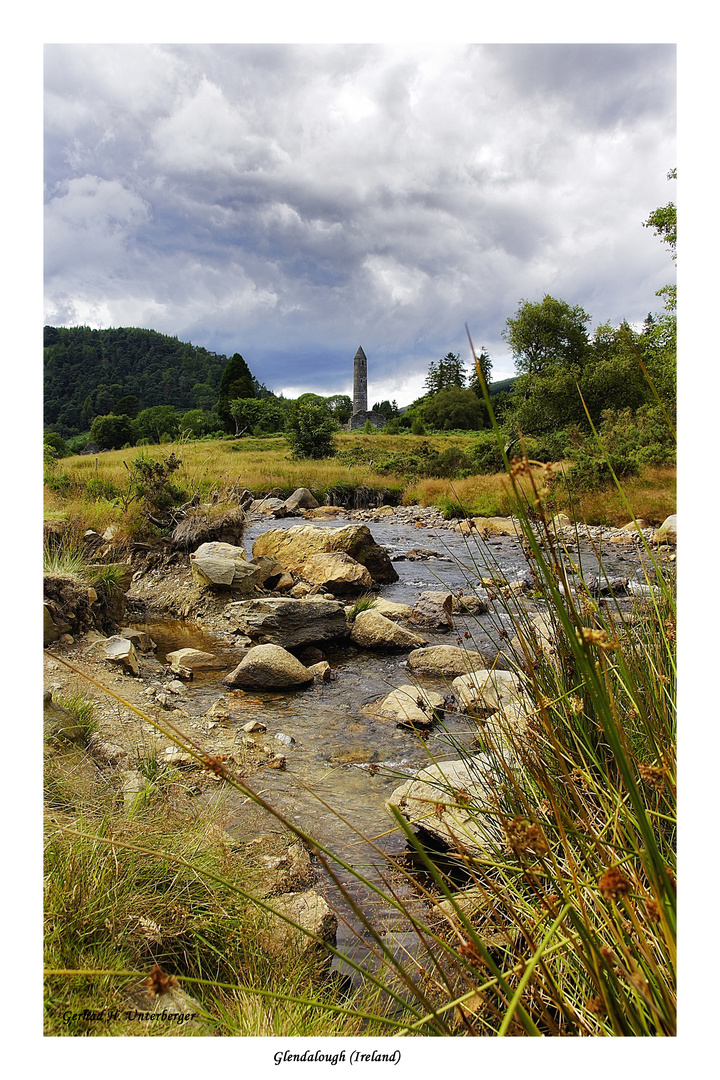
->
[217,353,256,432]
[468,348,493,396]
[424,353,466,395]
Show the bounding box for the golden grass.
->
[45,435,676,531]
[47,433,467,505]
[552,466,677,526]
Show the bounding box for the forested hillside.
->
[44,326,234,436]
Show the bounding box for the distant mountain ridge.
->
[44,325,236,436]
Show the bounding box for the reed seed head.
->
[598,867,633,902]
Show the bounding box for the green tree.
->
[89,414,135,451]
[80,394,95,426]
[229,397,288,436]
[326,395,353,424]
[504,295,591,377]
[579,323,650,420]
[424,353,467,395]
[217,353,256,432]
[179,409,225,438]
[43,432,68,459]
[134,405,180,444]
[506,369,588,437]
[640,171,677,413]
[371,400,399,418]
[643,169,677,261]
[284,401,338,459]
[420,387,486,431]
[468,348,493,396]
[228,398,262,436]
[191,382,219,411]
[114,394,141,419]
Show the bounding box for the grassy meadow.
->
[44,431,676,538]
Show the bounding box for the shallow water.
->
[133,513,654,979]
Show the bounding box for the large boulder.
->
[224,597,350,649]
[349,609,428,651]
[386,755,510,856]
[190,541,266,594]
[370,598,414,621]
[374,685,447,729]
[586,573,628,597]
[407,645,491,678]
[475,701,530,744]
[284,487,320,512]
[509,613,556,664]
[408,591,454,632]
[252,524,399,584]
[250,497,288,516]
[171,507,245,551]
[44,603,64,644]
[250,555,286,589]
[248,838,314,897]
[301,552,372,596]
[223,643,314,689]
[452,592,490,615]
[452,669,528,713]
[654,514,677,545]
[166,647,226,674]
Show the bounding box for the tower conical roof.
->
[354,346,367,360]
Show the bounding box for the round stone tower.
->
[352,346,368,415]
[346,346,387,430]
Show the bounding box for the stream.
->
[131,513,655,982]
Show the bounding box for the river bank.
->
[43,496,677,1035]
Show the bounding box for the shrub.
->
[43,538,86,578]
[83,477,119,502]
[284,402,338,459]
[44,432,68,459]
[560,405,674,493]
[471,432,506,474]
[434,446,473,479]
[89,414,136,451]
[129,451,186,514]
[562,450,639,493]
[419,386,486,431]
[348,594,377,617]
[528,429,569,462]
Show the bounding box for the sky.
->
[43,41,677,406]
[43,42,676,407]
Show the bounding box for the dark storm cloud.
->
[487,44,676,129]
[44,43,676,401]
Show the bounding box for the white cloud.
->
[44,175,151,275]
[44,43,676,400]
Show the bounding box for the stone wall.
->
[345,410,387,431]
